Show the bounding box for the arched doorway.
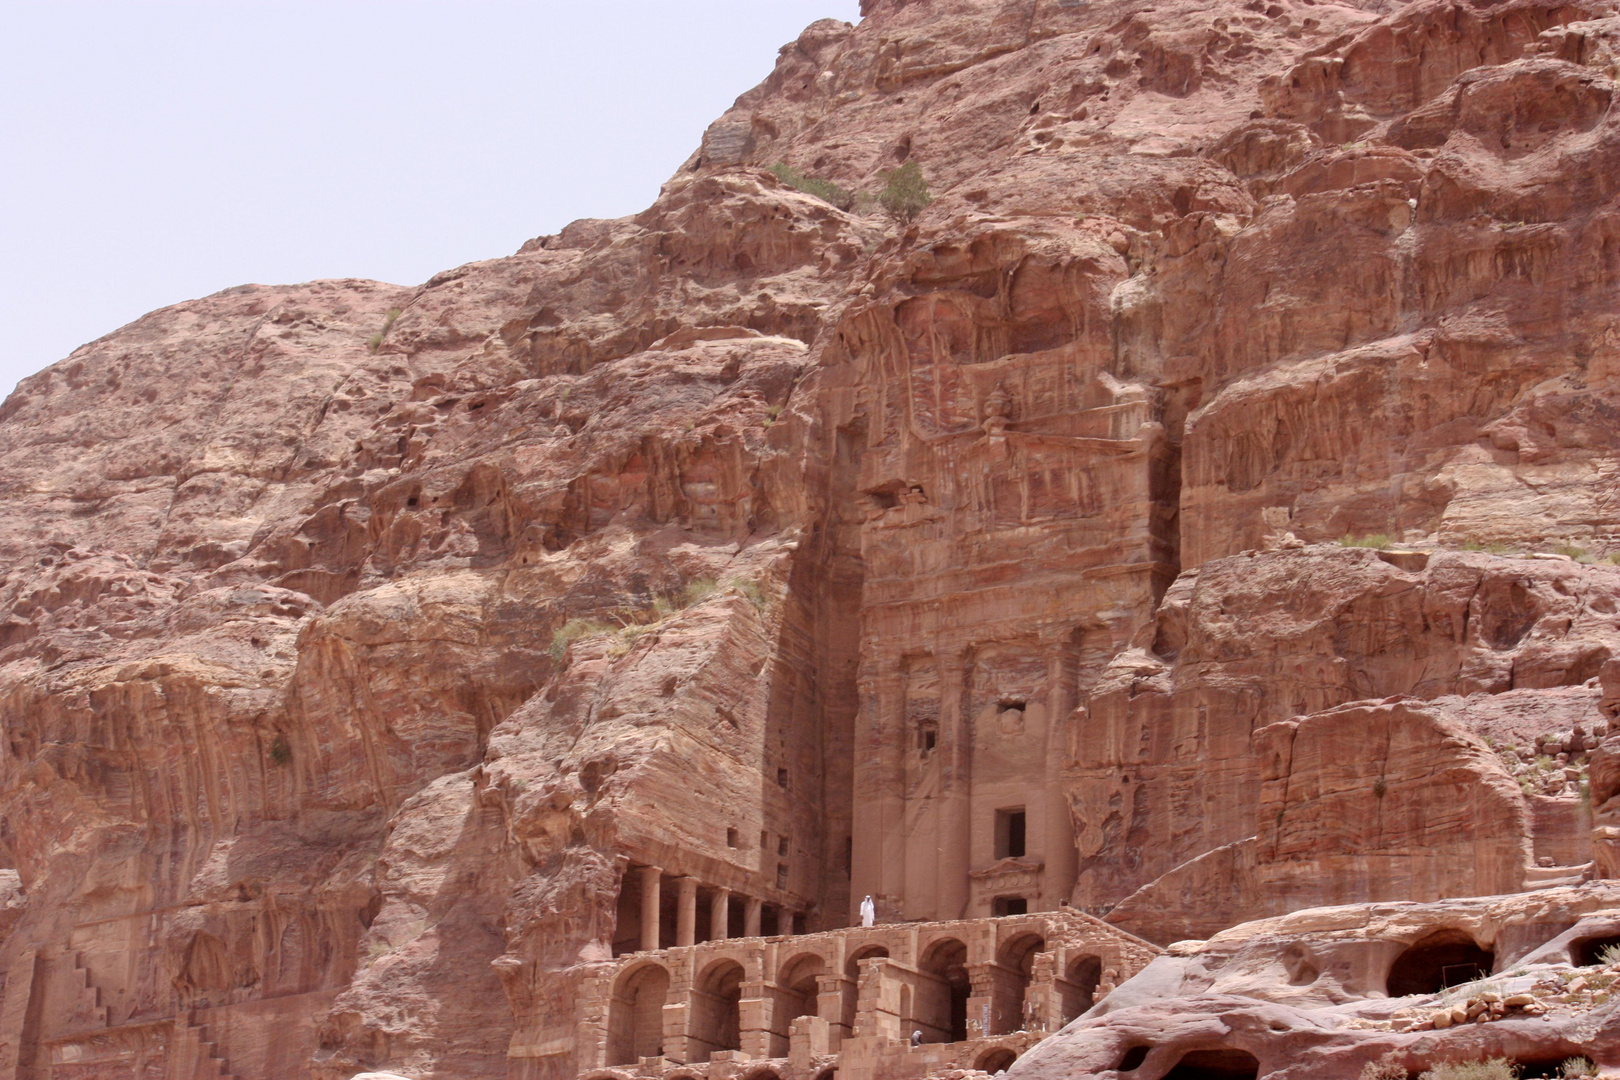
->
[1386,930,1494,996]
[775,953,825,1054]
[1162,1049,1260,1079]
[918,938,970,1043]
[690,959,745,1062]
[1060,954,1102,1023]
[779,953,826,1022]
[991,934,1044,1035]
[607,962,670,1065]
[844,946,889,1034]
[977,1048,1019,1073]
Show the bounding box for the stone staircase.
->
[173,1010,237,1080]
[66,951,236,1080]
[65,952,110,1031]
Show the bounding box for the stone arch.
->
[844,945,889,1032]
[846,944,889,977]
[1060,954,1102,1023]
[607,961,671,1066]
[1386,929,1494,997]
[778,952,827,1022]
[991,933,1044,1035]
[976,1048,1019,1073]
[690,958,746,1061]
[1162,1049,1260,1079]
[917,937,970,1043]
[742,1069,784,1080]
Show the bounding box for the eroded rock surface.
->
[1015,888,1620,1080]
[4,0,1620,1078]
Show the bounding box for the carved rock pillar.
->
[939,649,971,921]
[676,877,699,947]
[816,972,851,1048]
[740,977,772,1060]
[744,896,763,938]
[640,866,664,952]
[966,963,996,1040]
[1027,951,1059,1033]
[710,887,731,942]
[663,952,694,1065]
[1042,631,1079,908]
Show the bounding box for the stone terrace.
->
[572,910,1160,1080]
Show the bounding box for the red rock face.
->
[4,1,1620,1078]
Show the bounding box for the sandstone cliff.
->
[4,0,1620,1078]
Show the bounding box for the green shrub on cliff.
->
[547,618,614,660]
[368,308,402,352]
[1339,533,1393,550]
[878,161,932,222]
[770,163,853,210]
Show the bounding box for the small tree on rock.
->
[879,161,932,223]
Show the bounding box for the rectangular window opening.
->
[992,896,1029,917]
[777,767,789,789]
[778,836,789,856]
[727,827,739,848]
[918,725,938,753]
[995,807,1028,860]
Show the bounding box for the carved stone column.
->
[1042,631,1079,908]
[710,887,731,942]
[640,866,663,952]
[744,896,763,938]
[676,877,699,947]
[938,648,972,920]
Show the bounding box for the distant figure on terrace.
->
[861,895,876,927]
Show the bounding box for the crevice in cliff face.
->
[795,417,869,929]
[1150,378,1201,602]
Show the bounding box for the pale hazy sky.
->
[0,1,863,401]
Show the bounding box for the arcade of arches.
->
[576,910,1158,1080]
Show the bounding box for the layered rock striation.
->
[4,0,1620,1078]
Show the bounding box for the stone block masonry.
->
[567,910,1158,1080]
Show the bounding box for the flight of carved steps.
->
[66,952,109,1031]
[173,1010,238,1080]
[68,951,236,1080]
